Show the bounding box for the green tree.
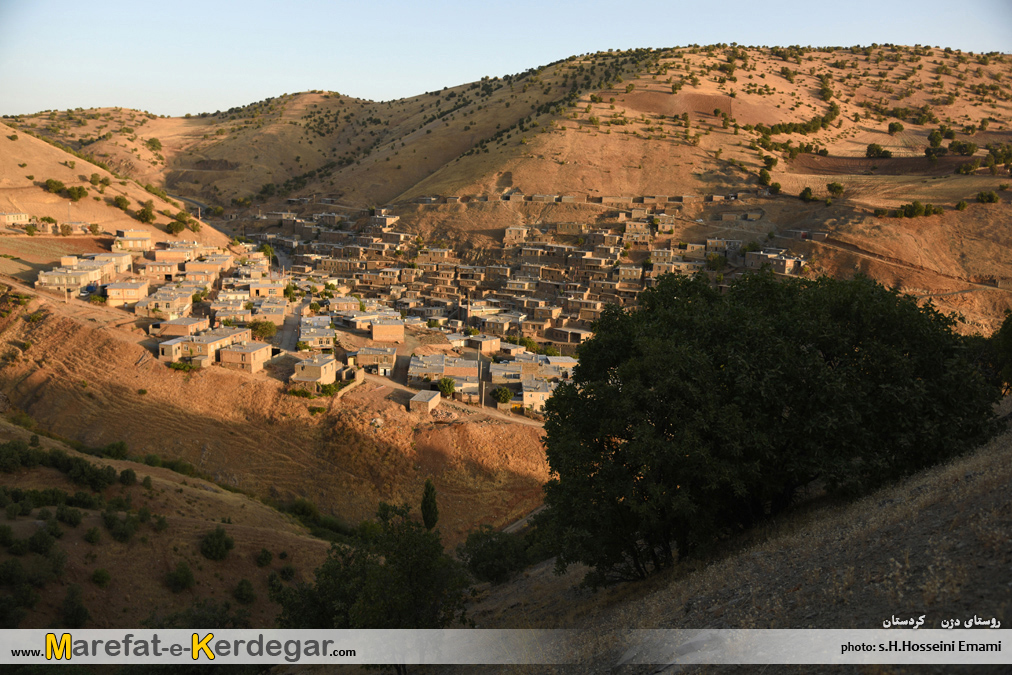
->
[827,182,844,197]
[758,168,771,186]
[866,143,892,159]
[258,243,276,265]
[113,195,130,210]
[137,203,156,224]
[60,585,90,628]
[492,387,513,404]
[248,320,277,341]
[436,377,455,398]
[200,526,234,561]
[66,186,88,202]
[421,479,438,531]
[165,562,195,592]
[888,122,904,135]
[457,526,528,585]
[799,186,815,202]
[233,579,256,605]
[539,272,999,587]
[272,503,470,632]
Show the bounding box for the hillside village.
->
[14,184,811,416]
[0,32,1011,654]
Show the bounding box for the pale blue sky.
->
[1,0,1009,116]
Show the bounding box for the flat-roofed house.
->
[114,229,153,252]
[466,335,501,354]
[346,346,396,375]
[249,281,286,299]
[104,280,150,308]
[521,379,557,412]
[370,318,405,343]
[409,389,441,413]
[92,252,134,274]
[0,212,30,226]
[219,341,272,374]
[150,317,209,338]
[300,327,336,349]
[137,261,180,281]
[291,354,338,390]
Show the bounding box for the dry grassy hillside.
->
[0,418,331,630]
[0,286,549,548]
[466,414,1012,674]
[0,120,227,248]
[9,45,1010,210]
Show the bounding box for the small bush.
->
[91,568,111,588]
[119,468,136,486]
[255,548,272,568]
[165,562,194,592]
[84,527,100,544]
[60,585,90,628]
[0,559,25,586]
[278,565,295,581]
[141,476,153,490]
[457,525,529,585]
[233,579,256,605]
[27,529,54,555]
[199,526,234,561]
[101,511,138,543]
[153,515,168,532]
[56,504,82,527]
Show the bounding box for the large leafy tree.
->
[541,272,999,587]
[273,503,470,631]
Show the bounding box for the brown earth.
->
[0,418,331,630]
[0,285,548,549]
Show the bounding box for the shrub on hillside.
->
[457,525,528,585]
[60,585,90,628]
[866,143,892,159]
[91,569,111,588]
[233,579,256,605]
[255,548,273,568]
[200,526,234,561]
[165,562,194,592]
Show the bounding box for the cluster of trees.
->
[891,201,945,217]
[272,497,470,634]
[537,272,1002,586]
[43,179,87,202]
[866,143,893,159]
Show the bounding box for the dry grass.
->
[467,413,1012,672]
[0,418,331,629]
[0,286,548,548]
